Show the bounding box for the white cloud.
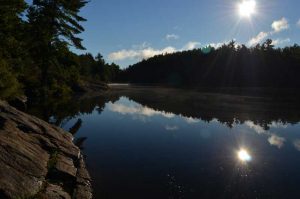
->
[268,135,286,148]
[207,42,225,49]
[165,125,179,131]
[203,40,241,49]
[248,17,290,46]
[108,41,201,61]
[297,19,300,27]
[271,18,289,33]
[109,39,244,62]
[108,46,176,61]
[141,47,176,59]
[108,50,139,61]
[272,38,291,46]
[166,34,179,40]
[183,42,201,50]
[248,32,269,46]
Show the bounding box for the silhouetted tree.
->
[27,0,88,94]
[121,39,300,88]
[0,0,121,100]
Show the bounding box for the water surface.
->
[28,87,300,199]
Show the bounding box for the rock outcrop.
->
[0,100,92,199]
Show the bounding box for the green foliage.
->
[0,59,21,99]
[49,80,72,98]
[0,0,26,47]
[0,0,120,100]
[27,0,88,50]
[26,0,88,92]
[78,53,121,82]
[0,0,27,99]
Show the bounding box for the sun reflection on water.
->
[238,149,252,162]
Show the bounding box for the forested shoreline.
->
[0,0,120,100]
[2,2,300,101]
[121,40,300,88]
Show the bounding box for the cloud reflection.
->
[107,98,202,126]
[244,121,265,134]
[268,135,286,149]
[107,100,175,119]
[107,98,295,150]
[244,121,286,149]
[165,125,179,131]
[184,117,200,124]
[269,122,288,129]
[293,140,300,151]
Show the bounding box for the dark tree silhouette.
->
[0,0,121,100]
[121,40,300,88]
[27,0,88,91]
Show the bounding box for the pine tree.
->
[0,0,26,99]
[0,0,26,50]
[27,0,88,92]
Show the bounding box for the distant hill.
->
[121,40,300,88]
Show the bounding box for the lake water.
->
[28,86,300,199]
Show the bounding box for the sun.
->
[238,0,256,18]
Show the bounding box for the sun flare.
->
[238,0,256,18]
[238,149,252,162]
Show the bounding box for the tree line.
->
[121,40,300,88]
[0,0,120,100]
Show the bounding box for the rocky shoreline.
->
[0,100,92,199]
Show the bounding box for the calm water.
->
[28,87,300,199]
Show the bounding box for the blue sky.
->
[26,0,300,68]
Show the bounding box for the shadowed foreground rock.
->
[0,101,92,199]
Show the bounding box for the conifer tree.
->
[27,0,88,91]
[0,0,27,99]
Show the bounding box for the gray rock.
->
[55,154,77,177]
[73,156,93,199]
[77,155,91,181]
[73,184,93,199]
[0,100,93,198]
[43,183,71,199]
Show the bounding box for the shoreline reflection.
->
[106,97,300,152]
[26,87,300,199]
